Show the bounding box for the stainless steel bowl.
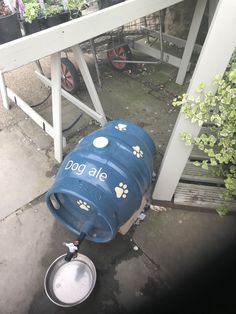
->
[44,253,96,307]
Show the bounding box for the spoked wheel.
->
[61,57,80,94]
[107,41,132,71]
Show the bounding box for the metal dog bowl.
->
[44,253,96,307]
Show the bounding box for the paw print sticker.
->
[77,200,91,211]
[132,146,143,158]
[115,183,129,199]
[115,123,127,132]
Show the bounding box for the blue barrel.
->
[45,120,156,243]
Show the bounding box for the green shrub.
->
[44,4,64,17]
[172,52,236,215]
[24,1,41,23]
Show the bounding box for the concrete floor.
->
[0,48,236,314]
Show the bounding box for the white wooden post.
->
[71,45,107,126]
[208,0,219,28]
[153,0,236,201]
[51,52,63,163]
[0,72,9,109]
[175,0,207,85]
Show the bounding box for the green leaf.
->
[216,206,229,216]
[210,158,217,166]
[229,69,236,83]
[195,82,206,93]
[202,160,209,170]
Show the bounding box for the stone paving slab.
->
[133,208,236,286]
[0,198,169,314]
[0,126,55,219]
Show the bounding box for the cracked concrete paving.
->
[1,194,236,314]
[0,197,169,314]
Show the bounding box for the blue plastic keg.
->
[45,120,156,243]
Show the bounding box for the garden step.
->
[174,182,236,211]
[181,161,224,185]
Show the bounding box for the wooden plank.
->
[0,0,183,73]
[176,0,207,85]
[149,31,202,54]
[132,39,188,69]
[181,161,224,184]
[174,183,236,211]
[190,146,209,160]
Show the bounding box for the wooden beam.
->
[181,161,224,185]
[51,52,63,163]
[174,183,236,211]
[176,0,207,85]
[0,0,182,73]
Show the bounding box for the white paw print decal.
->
[132,146,143,158]
[115,183,129,199]
[115,123,127,131]
[77,200,91,211]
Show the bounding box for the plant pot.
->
[60,11,70,23]
[45,14,62,28]
[39,17,47,30]
[23,19,41,35]
[97,0,124,10]
[69,10,81,19]
[0,12,22,44]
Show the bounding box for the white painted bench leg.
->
[0,72,9,110]
[71,45,107,126]
[175,0,207,85]
[51,52,63,163]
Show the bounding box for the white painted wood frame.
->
[0,0,183,72]
[208,0,219,28]
[0,72,9,109]
[175,0,207,85]
[132,39,190,70]
[153,0,236,201]
[0,0,182,163]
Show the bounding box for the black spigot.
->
[64,232,86,262]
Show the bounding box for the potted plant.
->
[0,0,22,44]
[43,3,67,27]
[67,0,85,19]
[22,0,42,34]
[97,0,124,10]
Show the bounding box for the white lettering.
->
[99,172,107,182]
[88,167,96,177]
[72,162,79,171]
[95,167,102,178]
[64,160,86,175]
[65,160,73,170]
[65,160,108,181]
[76,164,86,175]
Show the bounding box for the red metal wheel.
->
[61,58,80,94]
[107,42,132,71]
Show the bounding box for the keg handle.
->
[63,232,86,262]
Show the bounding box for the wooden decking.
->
[174,183,235,211]
[173,127,236,211]
[181,161,224,185]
